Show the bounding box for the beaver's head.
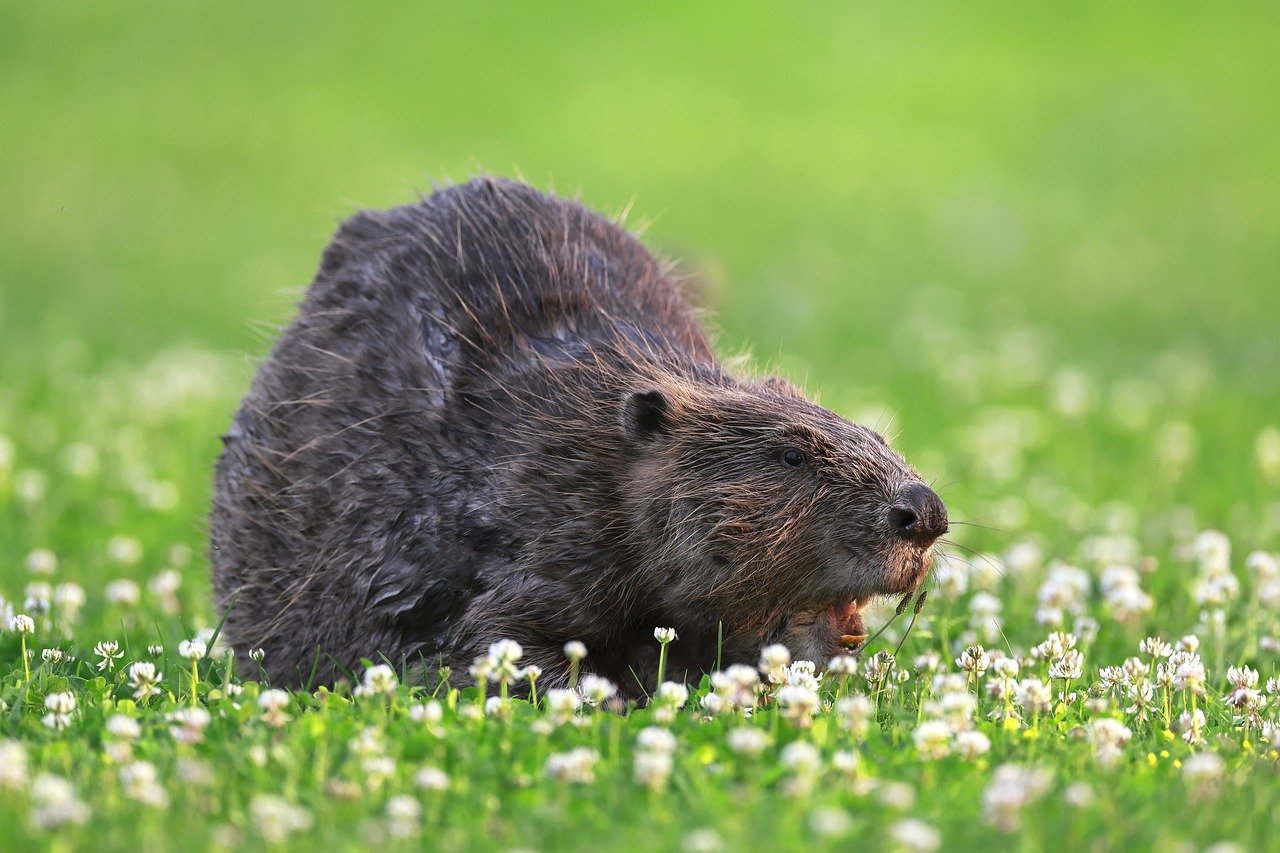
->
[620,374,947,662]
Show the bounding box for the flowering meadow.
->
[2,333,1279,852]
[6,5,1280,849]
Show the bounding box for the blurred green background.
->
[2,2,1278,526]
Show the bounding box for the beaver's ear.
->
[620,389,671,444]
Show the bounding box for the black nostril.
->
[891,483,948,545]
[889,506,919,535]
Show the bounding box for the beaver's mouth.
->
[829,598,871,649]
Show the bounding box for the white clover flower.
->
[1016,677,1052,714]
[992,657,1019,679]
[808,806,853,838]
[258,689,292,727]
[355,663,398,697]
[889,818,942,852]
[119,761,168,807]
[710,664,761,710]
[488,638,523,665]
[759,643,791,678]
[349,726,385,758]
[25,548,57,575]
[954,730,991,760]
[776,684,820,726]
[362,754,397,783]
[94,640,123,672]
[933,557,970,601]
[1049,650,1084,681]
[779,740,821,776]
[1182,751,1226,802]
[956,645,991,677]
[878,781,917,810]
[780,660,822,691]
[545,747,599,784]
[249,647,266,662]
[1258,427,1280,480]
[969,554,1005,591]
[1227,666,1259,689]
[699,692,725,717]
[1139,636,1172,658]
[933,691,978,734]
[543,688,582,722]
[107,535,144,566]
[1178,708,1207,745]
[0,740,29,790]
[1088,718,1132,769]
[416,766,450,791]
[913,720,951,760]
[386,795,422,839]
[1031,630,1078,663]
[53,582,85,615]
[469,655,493,685]
[1171,652,1207,695]
[563,640,588,662]
[913,651,941,673]
[148,570,183,615]
[1120,656,1150,682]
[831,749,859,776]
[42,692,77,731]
[865,651,897,686]
[578,674,617,705]
[128,661,163,700]
[655,681,689,708]
[409,701,444,725]
[637,726,678,754]
[41,648,64,664]
[1125,679,1157,722]
[25,582,52,615]
[1063,782,1095,807]
[1194,530,1231,574]
[633,749,674,791]
[106,715,141,741]
[168,707,212,745]
[982,764,1052,832]
[726,727,769,758]
[250,794,313,843]
[8,613,35,635]
[654,627,678,643]
[835,694,874,740]
[1248,550,1279,581]
[682,828,724,852]
[105,579,141,607]
[826,654,858,676]
[178,638,207,661]
[29,774,90,829]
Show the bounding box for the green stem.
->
[656,641,669,690]
[20,634,30,683]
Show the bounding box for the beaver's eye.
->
[779,447,805,468]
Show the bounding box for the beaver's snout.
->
[889,482,949,546]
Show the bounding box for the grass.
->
[2,2,1280,850]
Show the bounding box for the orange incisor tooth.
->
[839,634,868,647]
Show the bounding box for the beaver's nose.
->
[889,483,948,546]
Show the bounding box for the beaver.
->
[210,177,948,694]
